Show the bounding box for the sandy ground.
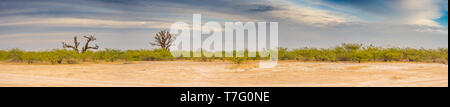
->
[0,61,447,87]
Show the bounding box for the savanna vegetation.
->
[277,44,448,64]
[0,43,447,65]
[0,48,173,64]
[0,31,447,65]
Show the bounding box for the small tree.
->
[354,51,372,63]
[150,30,175,51]
[63,35,99,53]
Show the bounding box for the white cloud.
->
[261,0,354,26]
[395,0,443,27]
[268,5,351,25]
[0,32,71,39]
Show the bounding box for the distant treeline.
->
[278,44,447,64]
[0,44,448,64]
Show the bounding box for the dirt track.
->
[0,61,447,87]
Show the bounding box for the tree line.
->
[0,30,447,64]
[0,44,447,64]
[278,44,448,64]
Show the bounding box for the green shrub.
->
[152,49,173,60]
[229,57,247,64]
[79,51,96,62]
[21,52,39,64]
[124,50,155,61]
[0,44,447,64]
[278,47,295,60]
[0,50,8,61]
[382,48,403,61]
[7,48,25,62]
[353,51,373,63]
[37,50,77,64]
[96,49,123,62]
[342,43,362,51]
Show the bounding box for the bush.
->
[342,43,362,51]
[96,49,123,62]
[282,44,447,63]
[278,47,295,60]
[39,50,78,64]
[152,49,174,60]
[0,45,447,64]
[229,57,247,64]
[79,51,96,62]
[0,50,8,61]
[7,48,25,62]
[21,52,39,64]
[123,50,146,61]
[354,51,372,63]
[382,48,403,61]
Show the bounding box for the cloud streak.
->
[0,17,171,29]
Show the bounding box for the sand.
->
[0,61,447,87]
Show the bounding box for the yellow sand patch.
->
[391,75,404,80]
[346,66,369,70]
[227,64,258,71]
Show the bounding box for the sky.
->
[0,0,448,51]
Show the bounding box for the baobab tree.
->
[80,35,99,53]
[150,30,175,50]
[62,36,81,53]
[63,35,99,53]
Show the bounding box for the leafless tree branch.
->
[150,30,175,50]
[62,36,80,53]
[62,35,99,53]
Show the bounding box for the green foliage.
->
[123,50,154,61]
[281,44,447,63]
[122,49,173,61]
[7,48,24,62]
[96,49,123,62]
[79,51,96,62]
[152,49,174,61]
[278,47,295,60]
[0,44,447,64]
[353,51,373,63]
[229,57,247,64]
[0,50,8,61]
[0,48,174,64]
[382,48,403,61]
[341,43,362,51]
[21,51,38,64]
[40,50,78,64]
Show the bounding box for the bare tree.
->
[62,36,80,53]
[62,35,99,53]
[81,35,99,53]
[150,30,175,50]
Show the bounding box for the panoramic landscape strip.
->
[0,0,447,88]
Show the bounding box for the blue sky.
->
[437,12,448,26]
[0,0,448,50]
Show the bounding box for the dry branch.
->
[81,35,99,53]
[62,35,99,53]
[62,36,80,53]
[150,30,175,50]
